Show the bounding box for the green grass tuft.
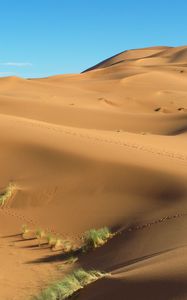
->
[0,182,16,207]
[32,268,107,300]
[82,227,113,251]
[73,268,104,286]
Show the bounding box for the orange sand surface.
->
[0,46,187,299]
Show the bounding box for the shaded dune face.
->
[0,46,187,300]
[9,145,187,231]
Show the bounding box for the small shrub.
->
[82,227,113,251]
[63,240,74,253]
[52,238,75,253]
[22,224,30,239]
[0,182,16,207]
[44,234,73,252]
[51,238,63,251]
[45,234,57,248]
[35,229,46,246]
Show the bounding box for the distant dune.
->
[0,46,187,299]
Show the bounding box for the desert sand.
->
[0,45,187,299]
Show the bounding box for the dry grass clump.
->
[35,228,46,246]
[45,235,74,252]
[21,224,30,239]
[82,227,113,251]
[21,226,75,251]
[45,234,57,247]
[63,240,75,253]
[0,182,16,207]
[32,268,107,300]
[63,256,78,265]
[51,237,63,251]
[21,225,113,254]
[35,230,68,250]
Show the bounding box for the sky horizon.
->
[0,0,187,78]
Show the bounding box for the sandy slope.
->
[0,45,187,299]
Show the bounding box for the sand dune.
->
[0,46,187,299]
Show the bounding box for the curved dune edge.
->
[0,46,187,299]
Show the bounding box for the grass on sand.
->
[82,227,113,251]
[32,268,107,300]
[0,182,16,207]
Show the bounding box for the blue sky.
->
[0,0,187,78]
